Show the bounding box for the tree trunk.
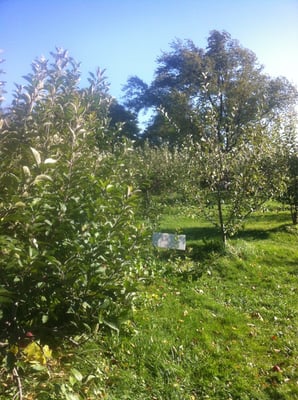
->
[217,189,227,246]
[291,204,298,225]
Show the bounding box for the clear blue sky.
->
[1,0,298,105]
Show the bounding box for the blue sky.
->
[1,0,298,105]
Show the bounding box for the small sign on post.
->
[152,232,186,251]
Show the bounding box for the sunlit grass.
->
[92,207,298,399]
[2,207,297,399]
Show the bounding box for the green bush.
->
[0,49,150,343]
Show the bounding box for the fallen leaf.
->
[272,364,282,372]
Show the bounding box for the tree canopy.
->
[124,30,297,147]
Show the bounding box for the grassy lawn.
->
[97,209,297,399]
[1,208,297,399]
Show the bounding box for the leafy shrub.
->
[0,49,150,343]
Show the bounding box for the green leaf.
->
[23,165,31,176]
[30,147,41,166]
[44,158,57,164]
[31,363,47,372]
[67,394,80,400]
[0,288,14,304]
[103,320,119,334]
[42,314,48,324]
[34,174,53,184]
[70,368,83,382]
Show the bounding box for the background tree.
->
[123,31,297,243]
[183,115,288,244]
[108,99,140,144]
[123,31,297,147]
[278,114,298,224]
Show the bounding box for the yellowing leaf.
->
[127,185,133,197]
[42,344,52,360]
[23,342,43,363]
[23,341,52,365]
[9,345,19,355]
[15,201,26,208]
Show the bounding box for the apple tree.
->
[0,49,149,344]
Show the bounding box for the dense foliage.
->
[124,30,297,146]
[0,49,150,345]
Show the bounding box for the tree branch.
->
[12,367,23,400]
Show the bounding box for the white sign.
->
[152,232,186,250]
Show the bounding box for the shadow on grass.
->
[264,385,288,400]
[172,217,291,244]
[186,240,224,262]
[235,229,270,241]
[182,226,219,241]
[247,211,290,224]
[154,239,223,268]
[158,213,296,265]
[235,222,295,241]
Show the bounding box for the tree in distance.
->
[124,30,298,244]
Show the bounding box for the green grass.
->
[99,208,298,399]
[1,208,297,399]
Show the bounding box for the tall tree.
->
[123,31,297,147]
[108,99,140,143]
[123,31,297,243]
